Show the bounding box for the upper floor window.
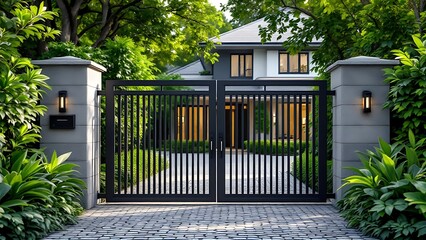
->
[231,54,253,78]
[279,52,309,74]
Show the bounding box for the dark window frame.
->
[278,52,309,74]
[230,53,253,78]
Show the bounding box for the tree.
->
[3,0,225,69]
[225,0,423,72]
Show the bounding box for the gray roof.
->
[168,60,205,75]
[207,12,321,48]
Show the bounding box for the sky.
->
[208,0,231,19]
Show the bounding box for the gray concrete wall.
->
[326,56,398,202]
[33,56,106,209]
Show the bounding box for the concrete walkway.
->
[44,204,376,239]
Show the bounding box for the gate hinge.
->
[97,90,105,96]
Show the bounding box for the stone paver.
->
[44,204,376,239]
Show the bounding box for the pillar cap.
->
[33,56,107,73]
[325,56,399,73]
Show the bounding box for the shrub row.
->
[243,140,306,155]
[338,131,426,239]
[291,153,333,193]
[163,140,209,153]
[100,150,167,193]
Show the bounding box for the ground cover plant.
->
[338,131,426,239]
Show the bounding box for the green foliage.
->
[384,35,426,143]
[292,152,333,193]
[338,130,426,239]
[243,140,306,155]
[254,103,270,133]
[100,150,167,193]
[0,151,84,240]
[164,140,209,153]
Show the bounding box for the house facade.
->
[169,18,321,148]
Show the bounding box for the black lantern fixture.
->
[59,90,67,113]
[362,90,372,113]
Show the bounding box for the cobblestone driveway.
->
[44,204,376,239]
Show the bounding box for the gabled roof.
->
[204,11,321,49]
[168,60,205,75]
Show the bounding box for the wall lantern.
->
[272,113,276,124]
[59,90,67,113]
[362,90,372,113]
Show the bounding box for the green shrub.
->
[0,151,84,239]
[292,153,333,193]
[100,150,168,193]
[163,140,209,153]
[337,130,426,239]
[243,140,306,155]
[384,35,426,143]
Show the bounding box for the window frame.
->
[230,53,253,78]
[278,52,310,74]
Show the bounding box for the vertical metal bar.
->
[185,95,189,194]
[158,93,162,194]
[275,95,279,195]
[179,97,183,194]
[137,95,140,194]
[209,81,217,200]
[106,81,115,200]
[163,93,167,194]
[153,95,157,194]
[287,95,291,194]
[257,94,261,194]
[298,94,303,194]
[124,95,128,194]
[293,94,297,194]
[247,95,251,194]
[203,95,207,194]
[318,82,328,200]
[241,94,245,195]
[281,94,285,195]
[235,94,239,195]
[117,95,122,194]
[142,95,146,195]
[229,94,233,194]
[305,94,310,194]
[312,95,317,193]
[167,95,171,194]
[175,95,179,194]
[269,94,273,194]
[130,95,134,194]
[197,95,200,195]
[147,95,151,194]
[263,94,267,194]
[191,95,195,194]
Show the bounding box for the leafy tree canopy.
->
[225,0,424,72]
[1,0,227,69]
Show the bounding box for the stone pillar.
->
[325,56,398,202]
[33,56,106,209]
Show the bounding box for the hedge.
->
[243,140,306,155]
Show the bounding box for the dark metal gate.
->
[105,79,329,202]
[105,80,216,201]
[216,80,328,202]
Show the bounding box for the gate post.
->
[326,56,398,202]
[33,56,106,209]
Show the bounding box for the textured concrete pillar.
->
[325,56,398,202]
[33,56,106,209]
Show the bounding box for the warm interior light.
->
[59,90,67,113]
[362,91,372,113]
[272,113,276,124]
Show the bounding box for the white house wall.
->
[253,49,267,80]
